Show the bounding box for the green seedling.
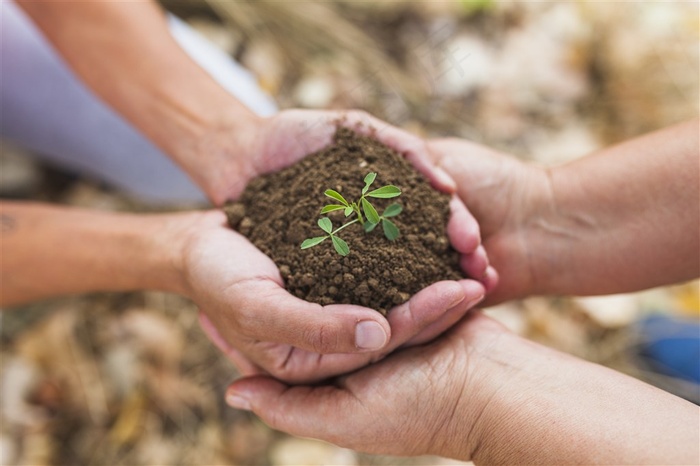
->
[300,172,402,256]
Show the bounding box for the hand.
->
[177,210,487,383]
[427,139,551,304]
[224,309,700,465]
[203,109,458,205]
[203,109,496,289]
[224,311,510,459]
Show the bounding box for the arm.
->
[16,0,259,204]
[429,120,700,302]
[227,311,700,464]
[0,201,485,383]
[0,201,187,305]
[16,1,461,206]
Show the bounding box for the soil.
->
[225,128,463,315]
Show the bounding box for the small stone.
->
[300,274,315,287]
[223,203,246,228]
[239,218,254,235]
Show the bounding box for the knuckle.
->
[304,322,338,354]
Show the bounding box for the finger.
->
[225,376,355,444]
[482,266,500,294]
[381,280,466,351]
[460,245,490,280]
[198,312,265,376]
[228,282,392,354]
[339,111,456,193]
[448,196,481,254]
[403,280,485,347]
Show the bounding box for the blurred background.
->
[1,1,698,464]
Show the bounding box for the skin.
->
[226,120,700,462]
[228,311,700,465]
[9,0,495,382]
[0,203,487,383]
[428,119,700,304]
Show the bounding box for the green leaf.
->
[320,204,346,214]
[331,235,350,256]
[344,206,353,217]
[301,236,328,249]
[324,189,349,207]
[318,217,333,234]
[362,198,380,224]
[367,185,401,199]
[364,221,378,232]
[362,172,377,194]
[383,203,403,217]
[382,219,400,240]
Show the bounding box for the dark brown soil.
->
[225,128,462,315]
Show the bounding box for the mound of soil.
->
[225,128,462,315]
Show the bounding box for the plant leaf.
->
[361,198,380,224]
[362,172,377,194]
[324,189,349,206]
[344,206,353,217]
[382,218,400,240]
[383,203,403,217]
[367,185,401,199]
[301,236,328,249]
[320,204,346,214]
[364,221,378,232]
[331,235,350,256]
[318,217,333,234]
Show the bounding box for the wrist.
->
[181,107,263,205]
[140,210,211,297]
[425,313,528,460]
[153,209,229,298]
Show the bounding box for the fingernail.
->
[226,392,251,410]
[355,321,388,350]
[465,293,485,309]
[434,166,456,192]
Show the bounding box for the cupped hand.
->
[180,210,486,384]
[206,109,457,205]
[427,138,551,304]
[223,311,512,459]
[216,109,494,288]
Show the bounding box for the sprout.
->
[300,172,403,256]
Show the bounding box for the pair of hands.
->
[175,109,542,386]
[174,108,537,385]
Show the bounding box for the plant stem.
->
[352,203,365,226]
[332,218,359,235]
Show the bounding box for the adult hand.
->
[187,111,497,382]
[212,109,497,289]
[225,310,700,465]
[427,139,550,304]
[178,210,487,384]
[224,311,507,459]
[205,109,457,204]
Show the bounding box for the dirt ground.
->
[1,1,698,465]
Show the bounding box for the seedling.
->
[300,172,403,256]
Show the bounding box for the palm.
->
[225,109,456,201]
[185,214,484,383]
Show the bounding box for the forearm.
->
[17,0,260,200]
[0,201,194,307]
[532,120,699,295]
[452,331,699,464]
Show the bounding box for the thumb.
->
[226,281,392,354]
[225,375,355,442]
